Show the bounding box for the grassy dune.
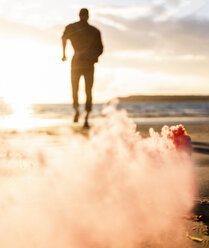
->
[117,95,209,102]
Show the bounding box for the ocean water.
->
[32,101,209,119]
[0,100,209,128]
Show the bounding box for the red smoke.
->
[0,106,196,248]
[162,124,192,154]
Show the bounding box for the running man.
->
[62,8,103,128]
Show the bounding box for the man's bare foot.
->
[83,120,90,129]
[83,111,90,128]
[73,111,79,123]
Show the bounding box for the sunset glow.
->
[0,0,209,105]
[0,2,208,246]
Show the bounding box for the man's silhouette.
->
[62,8,103,128]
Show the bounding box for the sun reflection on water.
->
[0,102,65,130]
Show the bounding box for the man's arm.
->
[62,37,67,62]
[94,30,103,60]
[62,24,72,62]
[97,31,103,57]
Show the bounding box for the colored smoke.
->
[0,106,196,248]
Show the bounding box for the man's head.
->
[79,8,89,21]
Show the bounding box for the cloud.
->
[1,2,209,84]
[90,9,209,81]
[93,4,171,21]
[2,1,209,56]
[0,17,63,45]
[95,13,209,56]
[164,0,180,5]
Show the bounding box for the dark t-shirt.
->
[62,20,103,64]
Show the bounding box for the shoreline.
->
[1,115,209,130]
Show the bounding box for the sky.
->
[0,0,209,104]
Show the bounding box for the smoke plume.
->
[0,106,196,248]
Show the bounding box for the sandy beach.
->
[4,120,209,202]
[1,0,208,244]
[0,117,208,248]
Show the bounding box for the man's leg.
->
[83,64,94,127]
[71,65,81,122]
[84,65,94,112]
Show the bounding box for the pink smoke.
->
[0,106,196,248]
